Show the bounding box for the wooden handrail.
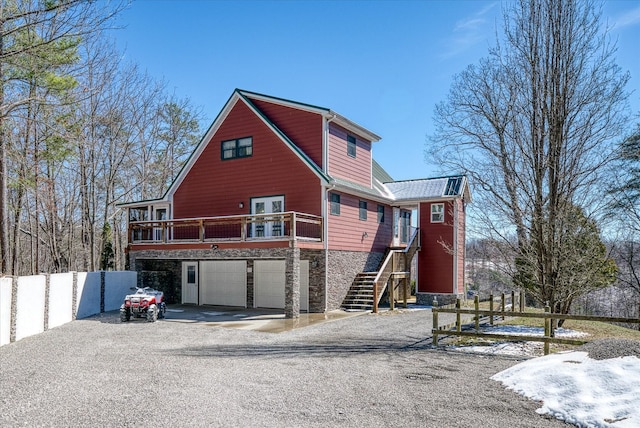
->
[372,228,420,313]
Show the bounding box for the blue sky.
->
[111,0,640,181]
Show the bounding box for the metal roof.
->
[384,176,468,201]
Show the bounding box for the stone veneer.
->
[416,292,461,307]
[326,250,384,310]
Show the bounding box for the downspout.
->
[323,113,336,313]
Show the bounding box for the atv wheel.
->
[158,302,166,319]
[120,308,131,322]
[146,304,158,322]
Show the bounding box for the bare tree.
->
[0,0,125,275]
[428,0,630,316]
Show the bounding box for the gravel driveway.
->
[0,308,569,427]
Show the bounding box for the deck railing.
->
[128,212,323,244]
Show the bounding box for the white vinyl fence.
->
[0,271,136,347]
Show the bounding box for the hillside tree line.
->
[0,0,203,276]
[429,0,635,321]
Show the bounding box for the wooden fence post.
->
[489,294,494,326]
[474,295,480,331]
[456,298,461,332]
[520,291,525,312]
[501,293,506,320]
[432,309,439,346]
[511,291,515,313]
[544,304,551,355]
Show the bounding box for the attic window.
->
[222,137,253,160]
[347,135,356,158]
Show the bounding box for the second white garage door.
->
[200,260,247,307]
[254,260,309,310]
[254,260,285,309]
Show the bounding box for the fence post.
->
[432,309,439,346]
[520,291,525,312]
[501,293,506,320]
[474,295,480,331]
[489,294,494,326]
[544,304,551,355]
[456,298,461,332]
[511,291,515,313]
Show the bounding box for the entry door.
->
[400,210,411,244]
[251,196,284,238]
[182,262,198,304]
[154,208,167,241]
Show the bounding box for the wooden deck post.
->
[402,278,408,308]
[373,281,378,314]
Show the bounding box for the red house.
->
[121,89,471,318]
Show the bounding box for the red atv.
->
[120,287,166,322]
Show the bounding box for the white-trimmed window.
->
[222,137,253,160]
[431,203,444,223]
[359,201,367,221]
[347,135,356,158]
[330,193,341,215]
[377,204,385,223]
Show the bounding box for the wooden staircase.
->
[341,272,377,311]
[341,229,421,312]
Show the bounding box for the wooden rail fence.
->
[432,293,640,355]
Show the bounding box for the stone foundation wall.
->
[300,249,326,313]
[416,292,461,307]
[326,250,384,310]
[131,248,327,312]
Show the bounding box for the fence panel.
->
[15,275,46,341]
[104,271,137,311]
[0,277,12,346]
[76,272,101,319]
[48,273,74,329]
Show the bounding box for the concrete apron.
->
[162,305,366,333]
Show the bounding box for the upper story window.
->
[330,193,341,215]
[431,203,444,223]
[222,136,253,160]
[347,135,356,158]
[377,205,385,223]
[359,200,367,221]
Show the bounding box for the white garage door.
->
[254,260,285,309]
[200,261,246,307]
[254,260,310,311]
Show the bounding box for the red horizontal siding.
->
[327,123,371,187]
[418,201,455,294]
[327,191,392,252]
[249,99,324,168]
[173,100,321,219]
[456,199,466,294]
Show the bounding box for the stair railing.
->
[372,228,420,313]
